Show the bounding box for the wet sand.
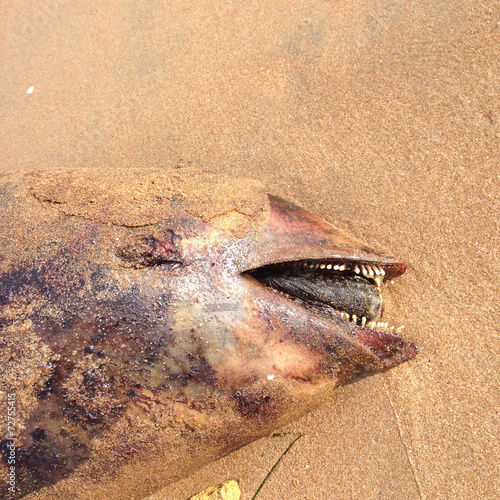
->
[1,0,498,498]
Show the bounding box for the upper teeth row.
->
[293,261,386,277]
[354,264,386,277]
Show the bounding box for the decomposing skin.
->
[0,168,417,499]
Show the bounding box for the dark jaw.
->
[246,258,415,361]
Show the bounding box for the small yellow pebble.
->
[189,480,241,500]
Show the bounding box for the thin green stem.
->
[251,434,303,500]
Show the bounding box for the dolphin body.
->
[0,168,416,499]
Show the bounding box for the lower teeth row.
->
[269,284,404,334]
[338,311,404,332]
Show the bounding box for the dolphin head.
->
[167,191,416,420]
[0,168,416,498]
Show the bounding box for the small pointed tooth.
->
[320,264,326,269]
[326,264,332,270]
[333,264,339,270]
[374,266,381,276]
[352,314,357,323]
[354,265,360,274]
[315,264,320,268]
[367,265,375,276]
[338,264,346,271]
[361,316,367,327]
[309,264,315,268]
[361,265,368,275]
[381,268,386,276]
[396,326,405,333]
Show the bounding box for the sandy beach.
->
[1,1,498,498]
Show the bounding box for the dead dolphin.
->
[0,168,416,499]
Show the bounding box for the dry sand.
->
[1,0,498,498]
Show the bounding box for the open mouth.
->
[247,258,413,359]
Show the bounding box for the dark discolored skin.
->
[0,168,416,499]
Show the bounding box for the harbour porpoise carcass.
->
[0,168,417,499]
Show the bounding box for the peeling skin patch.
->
[27,168,270,237]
